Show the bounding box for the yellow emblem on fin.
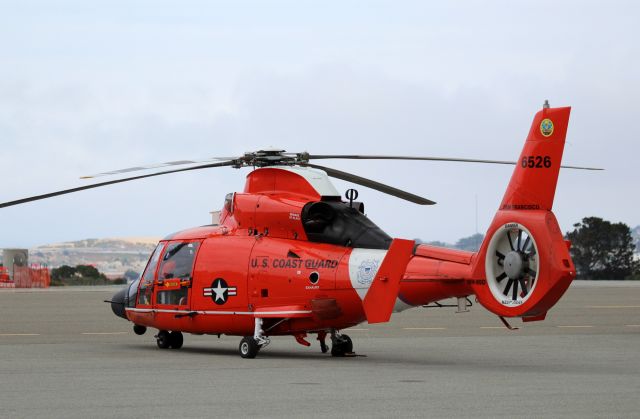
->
[540,118,554,137]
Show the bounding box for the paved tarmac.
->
[1,282,639,418]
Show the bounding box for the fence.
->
[10,265,51,288]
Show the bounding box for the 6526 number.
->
[521,155,551,168]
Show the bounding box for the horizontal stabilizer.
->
[363,239,415,323]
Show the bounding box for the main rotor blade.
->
[0,160,235,209]
[306,155,603,171]
[81,157,237,179]
[304,163,435,205]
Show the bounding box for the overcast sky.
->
[0,1,637,248]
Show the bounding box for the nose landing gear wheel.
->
[156,330,171,349]
[133,325,147,335]
[239,336,260,359]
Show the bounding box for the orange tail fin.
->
[471,104,576,319]
[500,105,571,211]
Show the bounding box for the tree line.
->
[566,217,639,280]
[50,264,126,286]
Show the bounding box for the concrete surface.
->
[1,281,639,418]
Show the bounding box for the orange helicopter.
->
[1,102,600,358]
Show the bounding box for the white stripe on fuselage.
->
[347,248,413,313]
[124,308,312,316]
[348,248,387,300]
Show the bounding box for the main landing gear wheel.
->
[331,334,353,357]
[239,336,260,359]
[156,330,171,349]
[169,331,183,349]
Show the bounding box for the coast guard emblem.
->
[540,118,554,137]
[357,260,379,285]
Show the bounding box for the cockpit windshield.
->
[158,242,199,280]
[155,241,200,306]
[137,243,164,306]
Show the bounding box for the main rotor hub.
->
[234,149,302,168]
[504,251,525,279]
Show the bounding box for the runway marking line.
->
[348,328,369,331]
[0,333,40,336]
[557,325,594,328]
[403,327,447,330]
[586,305,640,309]
[81,332,129,335]
[625,324,640,327]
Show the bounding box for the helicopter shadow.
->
[117,341,581,374]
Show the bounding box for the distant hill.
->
[28,237,160,278]
[418,233,485,252]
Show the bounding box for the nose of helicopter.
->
[110,287,128,319]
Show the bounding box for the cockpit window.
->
[158,241,199,280]
[155,241,200,306]
[224,192,234,213]
[138,243,164,306]
[126,278,140,308]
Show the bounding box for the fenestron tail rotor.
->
[486,223,540,306]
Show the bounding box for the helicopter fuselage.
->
[121,225,472,337]
[118,166,473,337]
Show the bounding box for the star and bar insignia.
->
[203,278,237,305]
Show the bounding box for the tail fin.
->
[471,105,576,319]
[500,106,571,211]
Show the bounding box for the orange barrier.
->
[0,266,14,288]
[12,265,51,288]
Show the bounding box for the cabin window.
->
[156,241,200,306]
[224,192,235,213]
[137,243,164,306]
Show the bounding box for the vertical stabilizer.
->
[500,105,571,211]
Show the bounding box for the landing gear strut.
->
[330,330,353,357]
[317,331,329,353]
[239,318,270,359]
